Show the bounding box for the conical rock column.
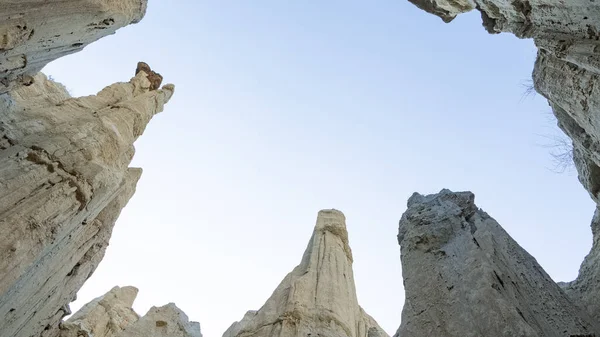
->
[223,209,388,337]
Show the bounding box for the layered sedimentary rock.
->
[223,209,388,337]
[396,189,599,337]
[60,286,202,337]
[0,69,174,337]
[0,0,148,93]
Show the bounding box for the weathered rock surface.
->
[396,189,598,337]
[60,286,202,337]
[405,0,600,334]
[0,0,148,93]
[223,209,388,337]
[60,286,140,337]
[0,70,174,337]
[559,206,600,323]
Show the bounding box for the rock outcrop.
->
[223,209,388,337]
[60,286,202,337]
[404,0,600,334]
[396,189,599,337]
[559,206,600,323]
[60,286,140,337]
[0,69,174,337]
[0,0,148,94]
[0,2,198,337]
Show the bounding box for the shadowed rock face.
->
[396,189,598,337]
[223,209,389,337]
[559,207,600,323]
[404,0,600,331]
[0,0,148,93]
[0,70,174,337]
[60,286,202,337]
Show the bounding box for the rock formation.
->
[223,209,388,337]
[60,286,202,337]
[0,0,148,93]
[396,189,599,337]
[0,68,174,337]
[59,286,140,337]
[559,206,600,323]
[402,0,600,334]
[0,2,202,337]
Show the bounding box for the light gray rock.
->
[60,286,202,337]
[60,286,140,337]
[223,209,388,337]
[0,70,174,337]
[396,189,598,337]
[560,207,600,323]
[405,0,600,334]
[0,0,148,93]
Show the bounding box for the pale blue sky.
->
[44,2,595,336]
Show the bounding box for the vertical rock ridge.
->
[223,209,388,337]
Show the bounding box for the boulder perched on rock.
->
[223,209,388,337]
[396,189,598,337]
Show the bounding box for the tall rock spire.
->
[223,209,388,337]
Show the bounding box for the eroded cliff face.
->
[402,0,600,334]
[396,190,598,337]
[0,70,174,337]
[60,286,202,337]
[0,0,148,93]
[223,210,388,337]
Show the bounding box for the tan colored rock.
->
[559,207,600,323]
[0,70,174,337]
[116,304,202,337]
[396,189,598,337]
[60,286,140,337]
[0,0,148,93]
[60,286,201,337]
[405,0,600,334]
[223,209,388,337]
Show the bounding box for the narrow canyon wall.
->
[223,210,388,337]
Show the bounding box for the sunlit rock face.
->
[0,0,148,93]
[0,70,174,337]
[223,210,389,337]
[396,189,599,337]
[60,286,202,337]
